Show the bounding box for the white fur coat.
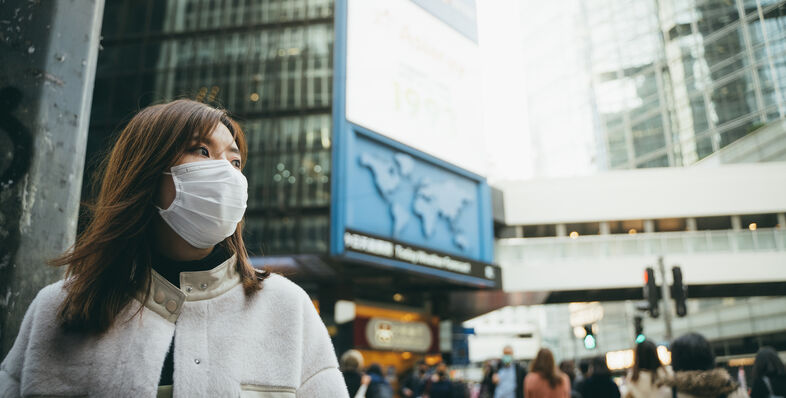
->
[0,273,348,398]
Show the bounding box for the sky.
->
[476,0,535,183]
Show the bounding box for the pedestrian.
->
[492,345,527,398]
[342,349,366,397]
[574,359,591,392]
[425,362,455,398]
[0,100,348,396]
[749,347,786,398]
[558,360,583,398]
[480,361,497,398]
[577,356,621,398]
[661,333,748,398]
[624,340,670,398]
[525,348,571,398]
[401,360,430,397]
[367,363,395,398]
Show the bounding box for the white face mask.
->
[156,159,248,249]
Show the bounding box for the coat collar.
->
[139,254,241,323]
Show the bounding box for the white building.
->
[469,159,786,362]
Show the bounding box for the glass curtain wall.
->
[87,0,335,255]
[522,0,786,173]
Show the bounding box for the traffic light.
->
[634,315,645,343]
[672,266,687,317]
[583,325,596,350]
[644,267,660,318]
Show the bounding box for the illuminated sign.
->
[365,318,434,353]
[345,0,484,174]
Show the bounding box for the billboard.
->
[345,0,485,174]
[333,0,498,288]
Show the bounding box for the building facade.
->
[522,0,786,175]
[88,0,334,257]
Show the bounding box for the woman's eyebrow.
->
[226,144,240,155]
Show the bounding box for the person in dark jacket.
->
[426,362,456,398]
[401,361,430,397]
[341,349,365,397]
[492,345,527,398]
[660,333,747,398]
[367,363,395,398]
[577,356,620,398]
[750,347,786,398]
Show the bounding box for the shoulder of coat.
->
[257,273,310,303]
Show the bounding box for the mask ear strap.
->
[163,171,173,175]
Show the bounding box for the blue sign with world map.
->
[331,0,497,286]
[332,126,494,276]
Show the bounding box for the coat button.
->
[185,286,193,293]
[200,283,208,290]
[154,290,165,304]
[165,300,178,313]
[194,358,201,364]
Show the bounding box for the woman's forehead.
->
[192,123,237,147]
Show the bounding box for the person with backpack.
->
[750,347,786,398]
[367,363,395,398]
[661,333,748,398]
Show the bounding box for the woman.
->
[750,347,786,398]
[0,100,348,397]
[661,333,747,398]
[524,348,570,398]
[341,350,366,397]
[624,340,670,398]
[577,356,621,398]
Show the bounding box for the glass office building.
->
[87,0,335,256]
[523,0,786,174]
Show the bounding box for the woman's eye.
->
[232,159,241,168]
[197,146,209,157]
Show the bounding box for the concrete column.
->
[0,0,104,357]
[686,218,698,231]
[556,224,567,237]
[599,222,610,235]
[777,213,785,229]
[731,215,742,231]
[644,220,655,233]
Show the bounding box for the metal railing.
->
[496,228,786,260]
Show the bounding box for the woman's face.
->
[156,122,242,209]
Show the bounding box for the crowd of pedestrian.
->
[341,331,784,398]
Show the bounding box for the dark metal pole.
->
[0,0,104,358]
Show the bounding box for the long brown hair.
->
[632,340,662,383]
[51,99,266,334]
[530,348,564,388]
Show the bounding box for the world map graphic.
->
[359,152,473,250]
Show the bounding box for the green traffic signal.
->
[584,334,596,350]
[636,334,646,344]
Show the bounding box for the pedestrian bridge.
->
[486,162,786,306]
[496,228,786,303]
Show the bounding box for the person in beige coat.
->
[660,333,748,398]
[0,100,348,397]
[624,340,671,398]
